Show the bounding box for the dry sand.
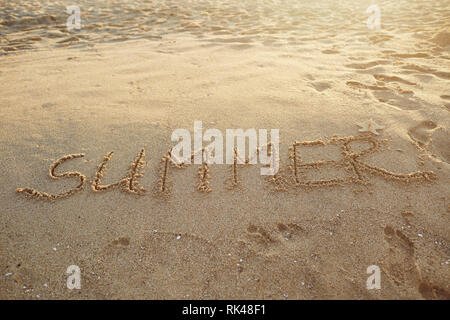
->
[0,0,449,299]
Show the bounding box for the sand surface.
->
[0,0,449,299]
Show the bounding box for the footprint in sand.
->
[372,86,420,110]
[345,79,420,110]
[428,128,450,163]
[310,81,332,92]
[418,278,450,300]
[110,237,130,247]
[408,120,449,162]
[244,222,306,256]
[382,226,450,299]
[381,226,419,287]
[408,120,437,147]
[246,224,275,244]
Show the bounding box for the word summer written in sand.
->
[16,122,437,201]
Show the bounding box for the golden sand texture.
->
[0,0,449,300]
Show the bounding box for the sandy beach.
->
[0,0,449,299]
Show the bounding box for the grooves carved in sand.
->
[16,153,86,200]
[269,134,436,192]
[16,133,437,201]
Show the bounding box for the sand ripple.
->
[1,0,449,54]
